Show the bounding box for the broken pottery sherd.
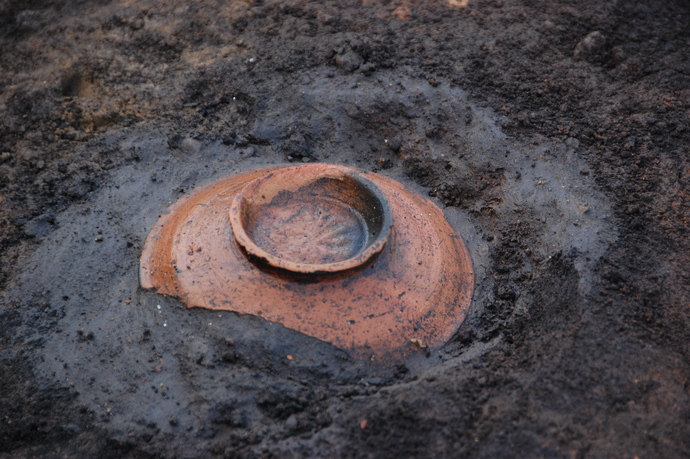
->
[140,163,474,362]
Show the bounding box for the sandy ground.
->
[1,0,689,457]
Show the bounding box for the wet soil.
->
[1,0,689,457]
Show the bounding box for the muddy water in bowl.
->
[141,163,473,362]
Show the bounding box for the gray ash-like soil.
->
[1,1,689,458]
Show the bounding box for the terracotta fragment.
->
[140,164,474,362]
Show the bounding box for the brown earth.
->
[1,0,689,457]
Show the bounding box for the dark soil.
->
[1,0,689,457]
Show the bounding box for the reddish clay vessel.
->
[140,164,474,362]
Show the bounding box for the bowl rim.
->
[228,164,393,274]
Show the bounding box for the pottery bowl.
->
[229,164,393,274]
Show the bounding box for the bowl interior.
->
[233,166,391,271]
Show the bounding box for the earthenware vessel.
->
[140,164,474,362]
